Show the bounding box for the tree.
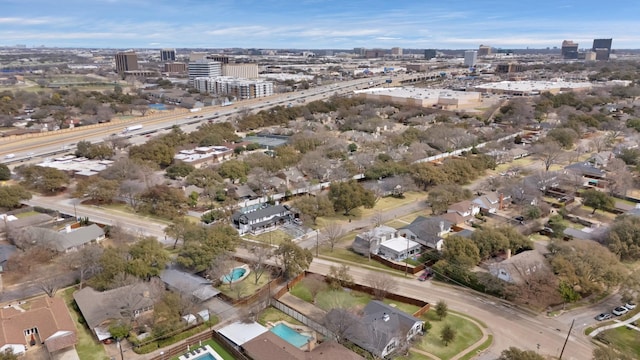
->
[164,217,196,249]
[165,161,195,179]
[328,180,376,215]
[0,163,10,181]
[137,184,188,219]
[73,178,119,203]
[427,184,472,215]
[440,324,456,346]
[67,245,103,289]
[0,348,18,360]
[323,308,358,344]
[36,276,59,298]
[582,189,614,214]
[366,272,397,300]
[274,240,313,279]
[0,184,31,209]
[292,194,334,225]
[322,222,344,252]
[326,264,353,289]
[498,347,545,360]
[108,321,132,341]
[16,165,69,193]
[248,244,273,285]
[177,224,240,272]
[435,300,448,320]
[592,346,634,360]
[534,140,564,172]
[218,160,250,183]
[606,215,640,260]
[127,236,169,280]
[442,236,481,269]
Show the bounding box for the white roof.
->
[475,80,591,92]
[379,236,421,252]
[355,86,479,100]
[218,321,268,346]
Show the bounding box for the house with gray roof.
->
[488,250,547,284]
[20,224,104,253]
[397,216,451,251]
[327,300,422,358]
[73,284,154,341]
[472,192,511,214]
[159,267,220,302]
[232,204,291,235]
[351,226,397,256]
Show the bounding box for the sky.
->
[1,0,640,49]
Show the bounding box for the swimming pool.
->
[220,267,246,283]
[270,323,311,348]
[191,353,215,360]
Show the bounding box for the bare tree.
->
[534,140,565,172]
[589,135,609,153]
[248,244,273,285]
[366,272,398,300]
[371,211,386,228]
[36,277,59,298]
[323,222,345,252]
[607,158,633,197]
[66,245,104,289]
[324,308,358,344]
[207,252,235,288]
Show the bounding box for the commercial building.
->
[114,51,138,74]
[592,38,613,60]
[364,49,386,58]
[188,60,222,84]
[160,48,176,62]
[584,51,597,61]
[189,52,207,61]
[495,63,525,73]
[424,49,437,60]
[163,62,187,73]
[474,80,592,96]
[354,87,481,110]
[464,50,477,67]
[222,63,258,79]
[391,47,403,56]
[478,45,492,56]
[193,76,274,99]
[208,55,230,64]
[561,40,579,60]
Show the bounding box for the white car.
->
[613,306,629,316]
[625,302,637,310]
[4,153,15,159]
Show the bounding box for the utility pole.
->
[316,229,320,257]
[558,318,574,360]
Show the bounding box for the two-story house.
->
[397,216,452,251]
[232,204,291,235]
[352,226,397,256]
[447,200,480,222]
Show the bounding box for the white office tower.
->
[464,50,477,67]
[188,60,222,85]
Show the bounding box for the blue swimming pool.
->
[220,267,246,283]
[270,323,311,348]
[149,103,167,110]
[191,353,215,360]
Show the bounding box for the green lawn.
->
[14,211,40,218]
[416,311,483,360]
[383,299,421,316]
[215,271,272,301]
[397,351,435,360]
[458,334,493,360]
[61,287,110,360]
[243,229,292,246]
[316,191,427,225]
[257,307,304,326]
[598,326,640,359]
[168,339,235,360]
[318,247,396,271]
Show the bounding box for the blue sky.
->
[1,0,639,49]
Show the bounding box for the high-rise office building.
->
[207,55,230,64]
[424,49,437,60]
[160,49,176,62]
[478,45,492,56]
[115,51,139,74]
[561,40,579,59]
[222,64,258,79]
[592,38,612,60]
[464,51,477,67]
[189,52,207,61]
[188,60,222,84]
[391,47,403,56]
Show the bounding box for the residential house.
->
[19,224,105,253]
[351,226,397,256]
[328,300,423,359]
[488,250,547,284]
[232,204,291,235]
[472,192,511,214]
[242,331,364,360]
[159,267,220,302]
[564,162,607,188]
[398,216,452,251]
[447,200,480,222]
[0,296,77,356]
[588,151,615,168]
[0,244,17,272]
[377,237,422,261]
[228,184,258,201]
[73,283,155,341]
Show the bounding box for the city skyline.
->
[1,0,640,49]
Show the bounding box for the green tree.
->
[592,346,634,360]
[348,143,358,152]
[440,324,456,346]
[16,165,69,193]
[606,215,640,260]
[328,180,375,215]
[435,300,448,320]
[427,184,472,215]
[177,224,240,272]
[164,217,197,249]
[0,184,31,209]
[73,178,119,203]
[582,189,614,214]
[218,160,250,183]
[127,236,169,280]
[137,184,188,219]
[0,163,10,181]
[411,163,447,190]
[442,236,481,269]
[186,167,223,188]
[498,347,545,360]
[274,240,313,279]
[558,281,580,307]
[546,215,566,239]
[89,247,129,290]
[292,194,335,225]
[0,348,18,360]
[108,321,131,341]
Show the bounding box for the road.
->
[309,258,593,360]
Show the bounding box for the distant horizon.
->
[1,0,639,49]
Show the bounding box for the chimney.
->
[499,193,504,210]
[506,248,511,259]
[65,224,71,233]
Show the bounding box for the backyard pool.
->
[149,103,167,110]
[220,267,247,284]
[270,323,312,348]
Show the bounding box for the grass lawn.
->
[599,326,640,359]
[416,311,483,360]
[258,306,304,326]
[168,339,235,360]
[61,287,110,360]
[318,247,396,272]
[397,351,435,360]
[215,272,272,300]
[244,229,292,246]
[99,203,172,224]
[315,290,372,311]
[14,210,40,218]
[383,299,421,316]
[458,334,493,360]
[316,192,427,225]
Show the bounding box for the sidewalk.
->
[588,312,640,337]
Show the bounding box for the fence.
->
[371,254,425,275]
[145,329,249,360]
[271,299,336,339]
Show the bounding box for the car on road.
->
[625,302,637,310]
[4,153,15,159]
[418,269,433,281]
[613,306,629,316]
[595,313,612,321]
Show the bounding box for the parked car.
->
[418,269,433,281]
[613,306,629,316]
[514,215,525,222]
[624,302,637,310]
[595,313,612,321]
[539,227,554,236]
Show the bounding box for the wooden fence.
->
[145,329,249,360]
[371,254,425,275]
